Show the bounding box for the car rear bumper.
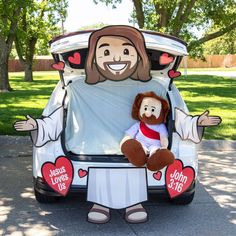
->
[33,177,196,198]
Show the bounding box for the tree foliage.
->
[15,0,68,82]
[0,0,29,91]
[94,0,236,57]
[203,29,236,55]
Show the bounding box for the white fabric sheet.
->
[65,78,167,155]
[87,168,148,209]
[30,76,204,152]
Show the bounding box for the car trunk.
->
[61,77,171,159]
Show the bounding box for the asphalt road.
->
[0,147,235,235]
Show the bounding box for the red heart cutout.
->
[41,156,73,196]
[168,69,181,79]
[52,61,65,71]
[78,169,88,178]
[68,52,81,65]
[153,171,162,181]
[160,53,174,65]
[165,159,195,199]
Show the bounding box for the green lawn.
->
[175,74,236,140]
[0,72,235,140]
[0,72,59,136]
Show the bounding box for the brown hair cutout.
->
[85,25,151,84]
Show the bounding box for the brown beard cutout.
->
[96,61,137,82]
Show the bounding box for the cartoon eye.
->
[123,48,129,55]
[151,108,155,112]
[104,49,110,56]
[144,107,148,111]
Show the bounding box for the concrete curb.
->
[198,140,236,151]
[0,135,31,145]
[0,135,236,151]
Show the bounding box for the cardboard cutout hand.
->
[197,110,222,127]
[14,115,37,131]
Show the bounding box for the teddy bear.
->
[120,91,175,171]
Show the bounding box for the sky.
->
[64,0,134,32]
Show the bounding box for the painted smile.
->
[107,63,127,71]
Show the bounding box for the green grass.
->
[0,72,59,136]
[0,72,235,140]
[175,75,236,140]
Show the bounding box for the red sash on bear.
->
[140,122,160,140]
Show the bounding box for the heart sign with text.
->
[165,159,195,199]
[41,156,74,196]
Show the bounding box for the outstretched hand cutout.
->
[14,115,37,131]
[197,110,222,127]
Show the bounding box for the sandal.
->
[87,207,110,224]
[125,207,148,224]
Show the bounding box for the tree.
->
[94,0,236,57]
[15,0,68,82]
[0,0,28,92]
[203,29,236,55]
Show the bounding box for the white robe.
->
[87,168,148,209]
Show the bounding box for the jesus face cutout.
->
[139,97,162,125]
[95,36,139,81]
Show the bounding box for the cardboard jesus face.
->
[95,36,139,81]
[139,97,162,125]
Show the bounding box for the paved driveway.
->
[0,148,235,236]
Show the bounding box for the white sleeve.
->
[30,106,64,147]
[175,108,204,144]
[125,122,140,139]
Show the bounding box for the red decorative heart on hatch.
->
[160,53,174,65]
[153,171,162,181]
[52,61,65,71]
[68,52,81,64]
[41,156,74,196]
[78,169,88,178]
[165,159,195,199]
[168,69,181,79]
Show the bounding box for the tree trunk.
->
[0,41,12,92]
[0,59,11,92]
[132,0,144,28]
[24,61,33,82]
[24,37,37,82]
